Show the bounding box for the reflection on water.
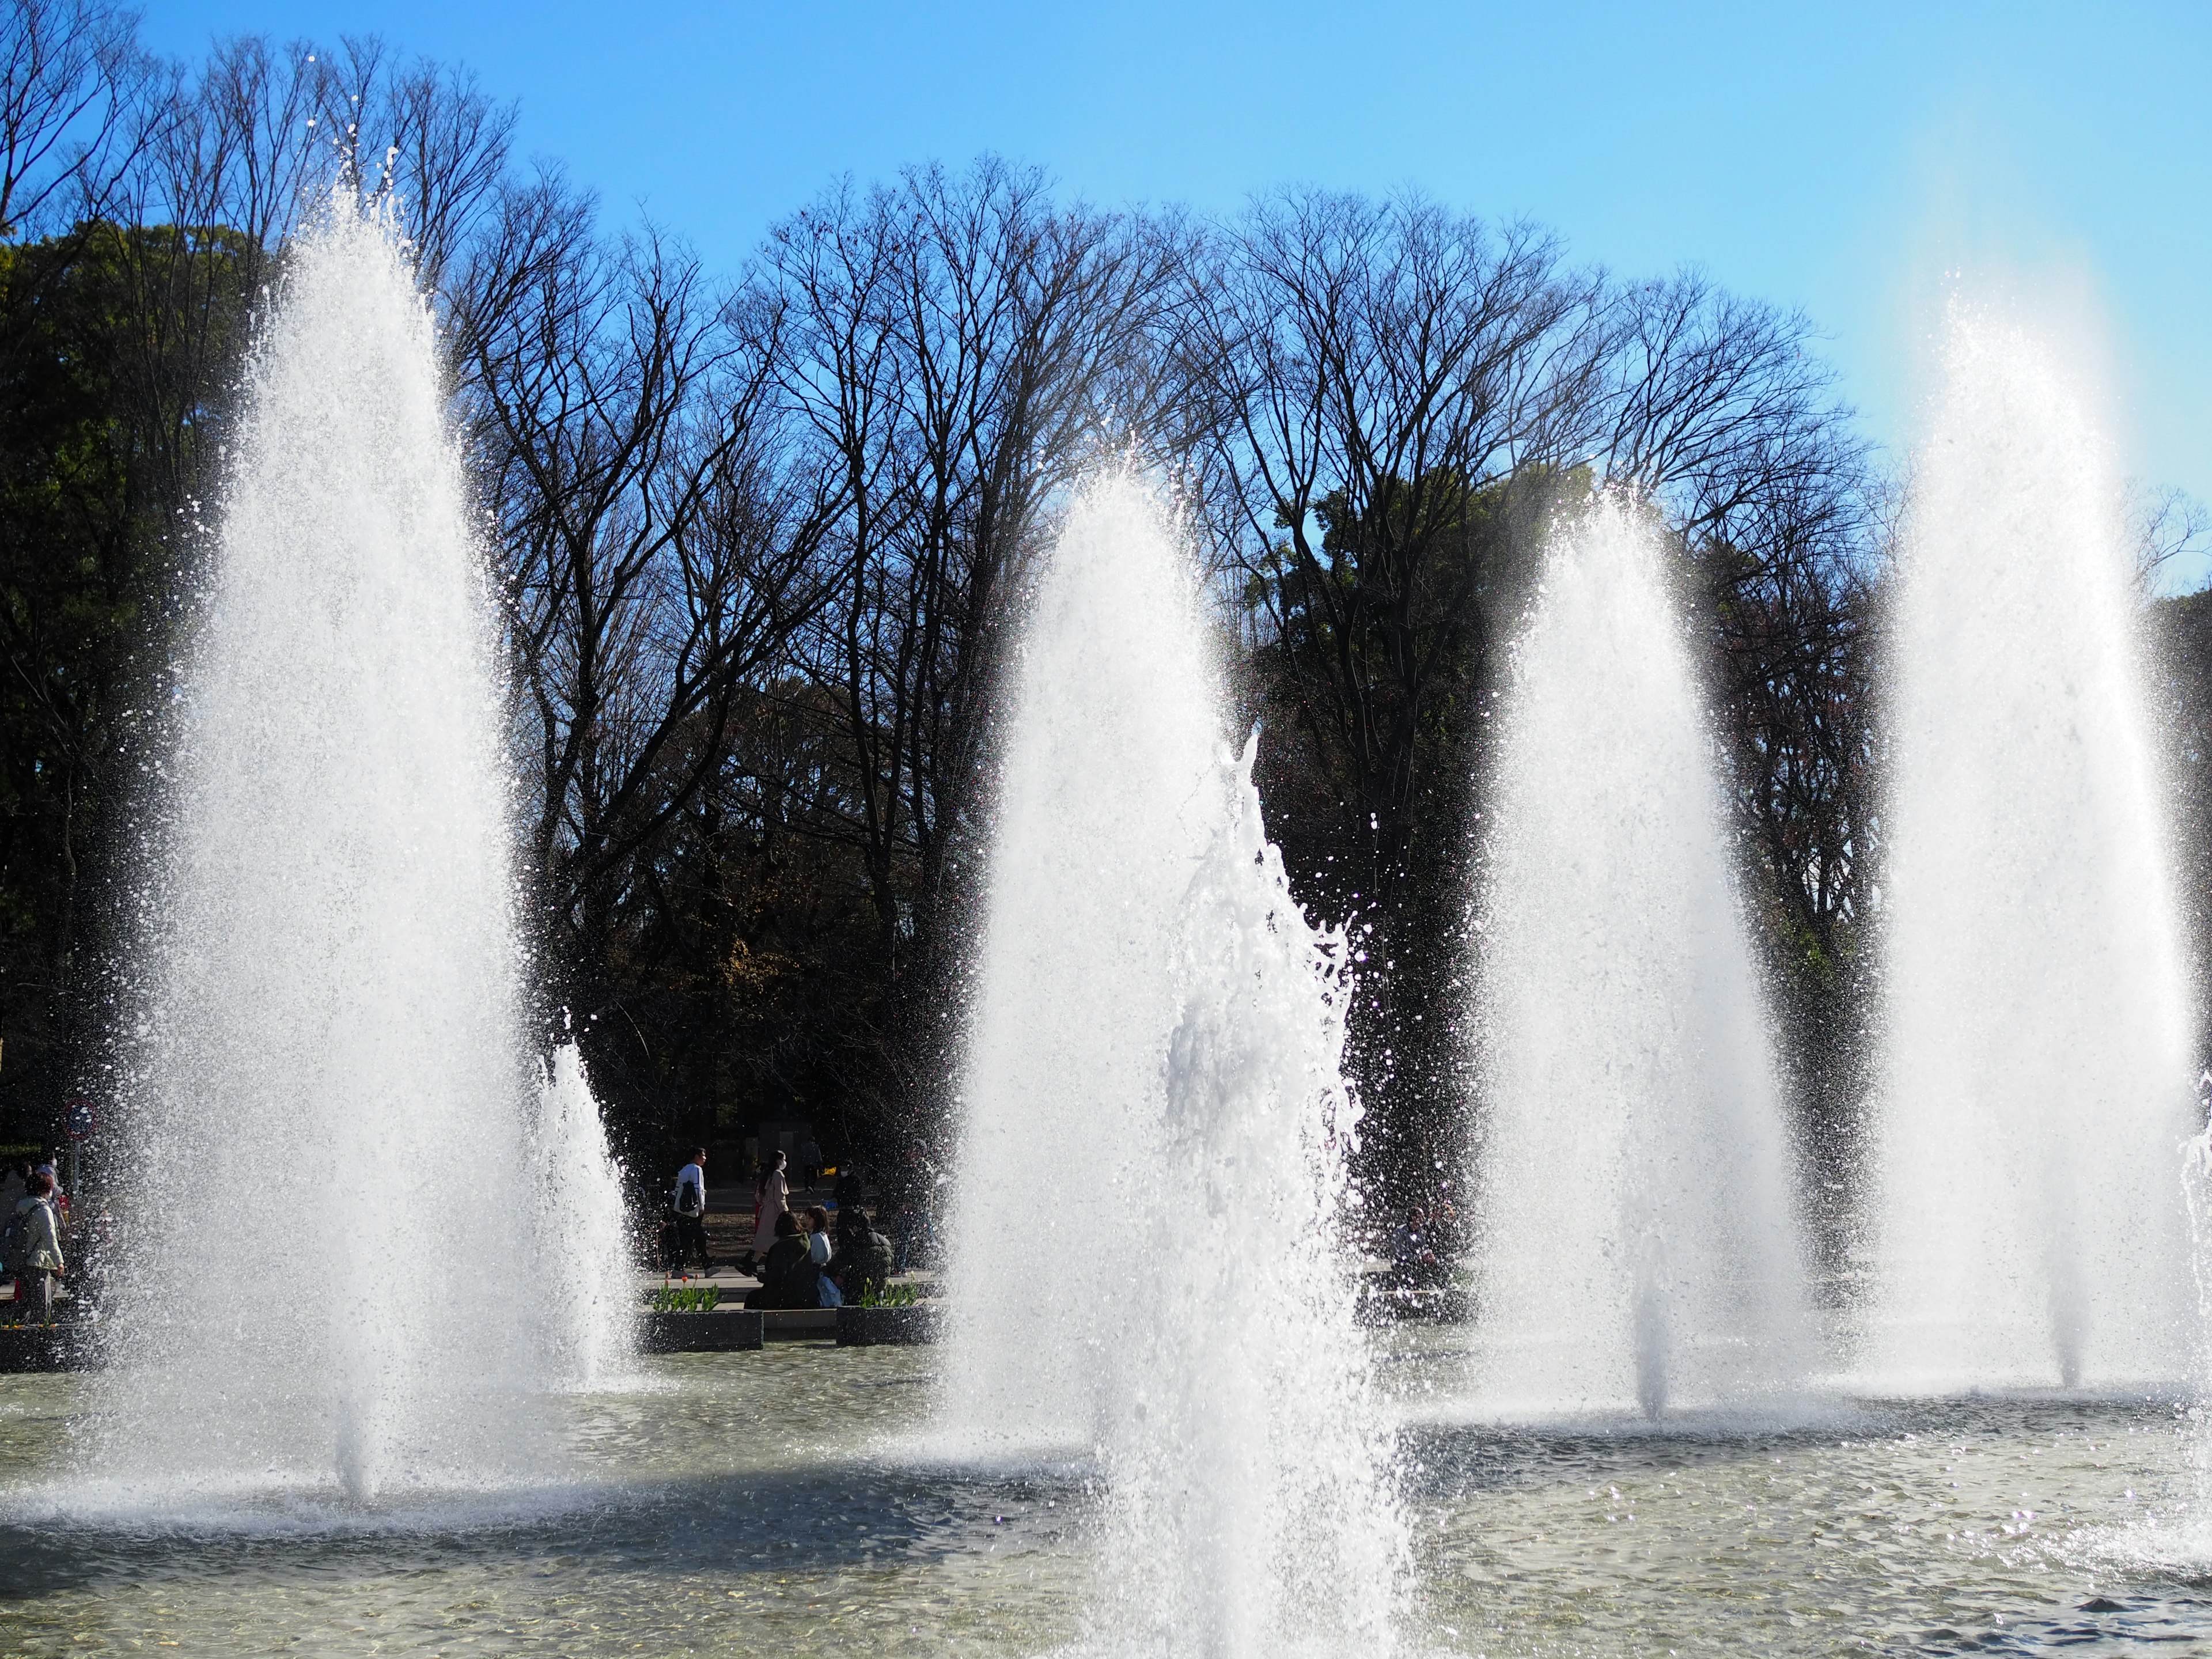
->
[1,1349,1088,1658]
[6,1338,2212,1656]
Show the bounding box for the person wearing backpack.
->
[669,1147,711,1276]
[825,1207,894,1304]
[8,1170,65,1324]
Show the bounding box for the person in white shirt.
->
[802,1205,841,1306]
[670,1147,710,1275]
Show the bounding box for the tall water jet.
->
[1864,299,2195,1393]
[533,1041,638,1388]
[88,204,627,1508]
[1468,499,1810,1419]
[938,476,1405,1654]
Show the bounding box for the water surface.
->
[6,1340,2212,1656]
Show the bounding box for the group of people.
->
[743,1205,895,1309]
[658,1144,898,1309]
[1,1161,68,1323]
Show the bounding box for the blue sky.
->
[147,1,2211,582]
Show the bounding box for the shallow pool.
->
[5,1338,2212,1657]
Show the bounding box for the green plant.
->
[858,1281,918,1309]
[649,1284,721,1314]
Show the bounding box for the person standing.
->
[12,1171,65,1324]
[33,1161,65,1224]
[671,1147,711,1276]
[748,1150,789,1276]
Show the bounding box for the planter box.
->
[0,1324,91,1373]
[762,1308,837,1338]
[641,1309,763,1352]
[836,1304,938,1347]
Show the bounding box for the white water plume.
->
[937,475,1406,1656]
[1468,498,1812,1420]
[1863,297,2196,1393]
[85,204,627,1508]
[533,1041,638,1389]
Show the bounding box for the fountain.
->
[937,476,1406,1654]
[1862,298,2197,1394]
[13,218,2212,1653]
[1466,497,1813,1420]
[533,1040,639,1389]
[79,203,631,1511]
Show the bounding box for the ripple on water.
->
[8,1351,2212,1656]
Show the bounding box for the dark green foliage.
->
[648,1283,721,1312]
[0,221,254,1137]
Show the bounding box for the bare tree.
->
[0,0,143,238]
[456,175,834,1050]
[1184,191,1603,922]
[1601,270,1866,544]
[755,157,1185,1123]
[1183,191,1881,1192]
[309,35,517,289]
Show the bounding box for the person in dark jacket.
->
[743,1211,820,1309]
[825,1207,895,1303]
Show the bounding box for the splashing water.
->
[2181,1089,2212,1510]
[937,476,1406,1656]
[1468,498,1812,1421]
[533,1041,638,1389]
[1863,300,2195,1395]
[936,476,1225,1459]
[81,205,628,1512]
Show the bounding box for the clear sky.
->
[145,1,2212,583]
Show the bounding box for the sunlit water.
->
[9,1345,2212,1656]
[1865,298,2195,1393]
[1469,499,1810,1419]
[96,203,634,1508]
[941,475,1404,1654]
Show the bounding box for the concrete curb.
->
[641,1309,764,1351]
[836,1305,939,1346]
[0,1325,91,1372]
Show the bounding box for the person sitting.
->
[878,1194,916,1275]
[825,1207,895,1304]
[832,1162,865,1211]
[743,1211,820,1309]
[802,1205,840,1306]
[1381,1205,1447,1294]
